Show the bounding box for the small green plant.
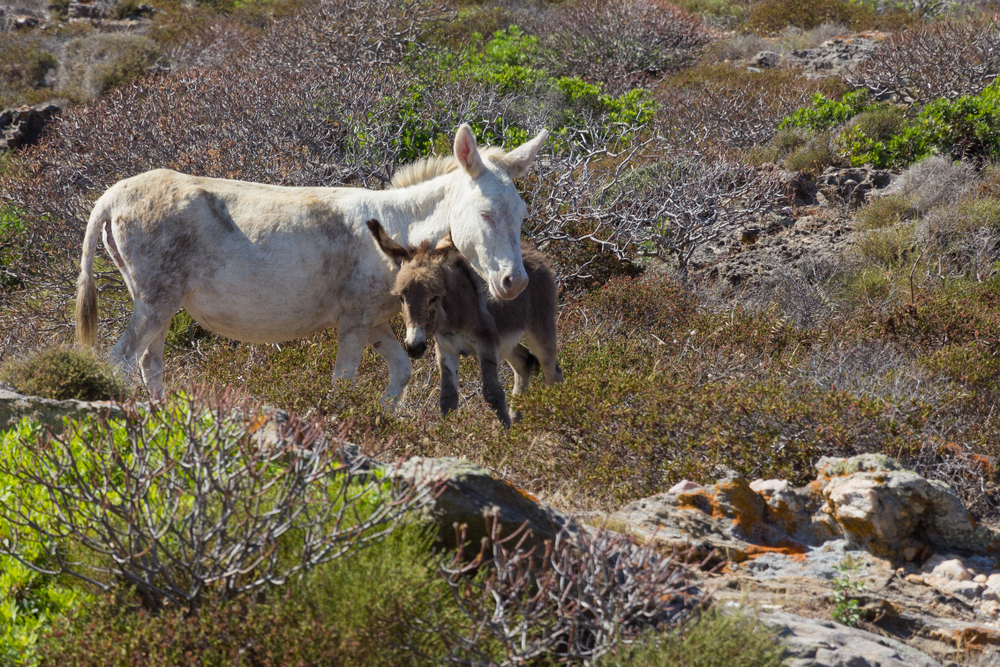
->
[855,193,911,231]
[597,606,787,667]
[0,346,125,401]
[831,556,865,627]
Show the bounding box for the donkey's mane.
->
[390,146,507,189]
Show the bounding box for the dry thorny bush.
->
[0,389,438,613]
[534,0,712,93]
[655,68,840,151]
[404,519,701,666]
[846,16,1000,104]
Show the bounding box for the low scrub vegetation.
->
[5,0,1000,660]
[0,346,124,400]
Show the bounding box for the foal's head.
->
[368,219,461,359]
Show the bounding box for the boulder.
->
[387,457,576,554]
[0,386,124,433]
[817,167,893,206]
[815,454,1000,560]
[0,104,60,152]
[762,609,943,667]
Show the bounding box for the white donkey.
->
[75,124,548,401]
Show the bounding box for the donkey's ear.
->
[454,124,485,179]
[367,219,410,266]
[432,233,462,265]
[499,128,548,179]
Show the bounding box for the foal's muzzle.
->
[403,326,427,359]
[404,340,427,359]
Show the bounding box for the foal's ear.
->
[454,124,485,179]
[367,219,410,266]
[499,128,548,179]
[432,233,462,266]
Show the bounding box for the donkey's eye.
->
[480,210,498,228]
[397,295,404,302]
[429,296,440,305]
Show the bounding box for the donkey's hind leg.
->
[139,323,171,399]
[111,299,176,397]
[367,322,412,408]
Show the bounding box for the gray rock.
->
[762,609,943,667]
[751,50,782,68]
[387,457,576,553]
[817,167,893,207]
[0,104,60,152]
[0,386,124,432]
[815,455,1000,559]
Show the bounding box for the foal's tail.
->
[76,200,108,348]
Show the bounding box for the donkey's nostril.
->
[502,275,513,290]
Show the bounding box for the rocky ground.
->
[7,386,1000,666]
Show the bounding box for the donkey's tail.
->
[76,200,108,348]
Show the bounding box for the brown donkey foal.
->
[367,219,562,427]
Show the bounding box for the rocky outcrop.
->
[814,454,1000,560]
[817,166,894,206]
[0,385,123,432]
[762,609,944,667]
[387,456,575,553]
[0,104,60,152]
[745,35,884,78]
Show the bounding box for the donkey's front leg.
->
[477,342,512,428]
[367,322,412,408]
[436,341,460,417]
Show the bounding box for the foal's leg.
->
[503,343,535,425]
[111,299,175,396]
[436,341,461,418]
[524,328,563,386]
[505,343,536,395]
[477,341,511,429]
[367,322,412,408]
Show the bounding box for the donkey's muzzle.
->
[404,340,427,359]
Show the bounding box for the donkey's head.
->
[368,219,461,359]
[447,124,547,302]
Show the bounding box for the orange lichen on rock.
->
[744,539,809,562]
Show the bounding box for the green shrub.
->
[856,193,911,231]
[789,82,1000,168]
[0,347,125,401]
[746,0,876,33]
[780,90,873,133]
[596,607,787,667]
[37,523,451,666]
[0,419,87,666]
[784,132,838,176]
[847,107,906,143]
